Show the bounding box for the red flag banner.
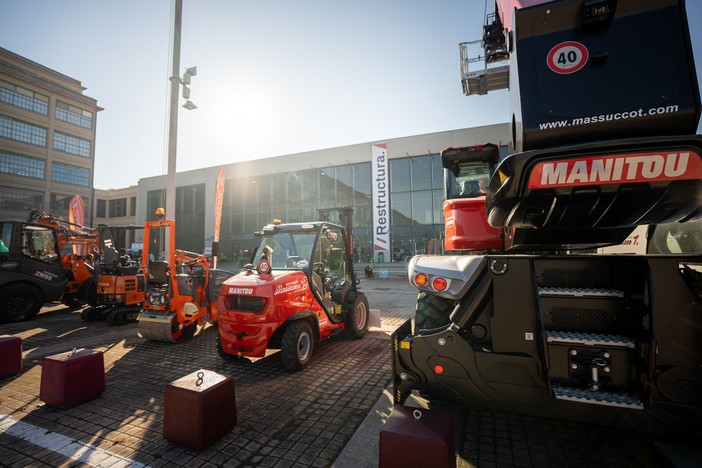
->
[68,195,85,255]
[212,168,225,268]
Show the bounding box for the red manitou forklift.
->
[136,209,233,343]
[392,0,702,431]
[216,216,369,371]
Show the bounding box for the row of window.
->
[95,197,137,218]
[0,151,90,186]
[53,131,91,157]
[55,101,93,129]
[0,114,92,157]
[0,114,46,146]
[0,80,94,129]
[0,151,45,179]
[0,80,49,115]
[0,187,91,219]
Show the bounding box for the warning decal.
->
[547,41,588,74]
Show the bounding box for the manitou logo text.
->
[528,151,702,188]
[228,287,253,295]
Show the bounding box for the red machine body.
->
[217,220,369,371]
[441,144,505,253]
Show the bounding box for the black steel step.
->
[538,287,624,298]
[546,330,635,348]
[553,385,644,409]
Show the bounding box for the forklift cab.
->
[311,225,353,315]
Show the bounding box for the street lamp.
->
[180,66,197,110]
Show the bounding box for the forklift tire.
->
[281,320,314,371]
[344,292,369,339]
[215,330,237,362]
[415,292,453,331]
[0,283,43,322]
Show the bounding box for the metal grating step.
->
[546,331,635,348]
[553,385,644,409]
[539,287,624,298]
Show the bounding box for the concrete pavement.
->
[1,276,699,467]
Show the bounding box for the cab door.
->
[310,225,352,319]
[18,223,66,298]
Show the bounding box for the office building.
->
[0,47,101,223]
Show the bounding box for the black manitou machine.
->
[392,0,702,432]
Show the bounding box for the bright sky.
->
[2,1,701,190]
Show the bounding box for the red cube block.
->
[163,369,237,451]
[380,405,455,468]
[40,348,105,408]
[0,335,22,377]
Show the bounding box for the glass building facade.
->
[134,124,510,262]
[150,154,446,263]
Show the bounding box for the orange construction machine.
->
[136,211,233,343]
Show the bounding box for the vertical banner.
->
[68,195,85,255]
[371,144,390,262]
[213,168,225,269]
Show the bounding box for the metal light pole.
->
[165,0,182,225]
[165,0,197,254]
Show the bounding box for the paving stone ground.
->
[1,276,699,467]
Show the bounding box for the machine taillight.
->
[414,273,429,287]
[432,277,448,291]
[434,364,444,375]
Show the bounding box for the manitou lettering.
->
[228,287,253,295]
[528,151,702,188]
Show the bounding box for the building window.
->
[51,162,89,186]
[176,184,206,252]
[0,151,45,179]
[0,114,47,146]
[108,198,127,217]
[147,189,166,220]
[96,199,106,218]
[431,154,442,191]
[411,156,433,191]
[49,193,73,218]
[0,80,49,115]
[0,186,43,211]
[53,131,91,158]
[55,101,93,129]
[129,197,137,216]
[390,158,411,193]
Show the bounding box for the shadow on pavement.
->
[1,325,392,466]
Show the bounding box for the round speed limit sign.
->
[547,41,588,74]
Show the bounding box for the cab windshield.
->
[252,231,317,270]
[446,161,491,199]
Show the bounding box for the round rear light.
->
[414,273,428,287]
[434,364,444,375]
[432,277,448,291]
